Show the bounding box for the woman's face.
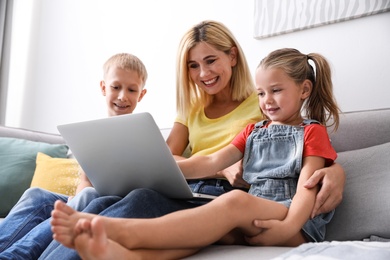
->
[187,42,237,96]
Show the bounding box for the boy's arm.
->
[75,169,93,193]
[68,169,93,201]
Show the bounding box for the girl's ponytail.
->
[306,53,340,130]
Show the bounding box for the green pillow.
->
[0,137,69,217]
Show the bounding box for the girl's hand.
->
[245,219,290,246]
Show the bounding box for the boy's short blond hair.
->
[103,53,148,87]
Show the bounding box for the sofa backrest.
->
[0,125,65,144]
[327,108,390,153]
[2,108,389,152]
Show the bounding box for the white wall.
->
[5,0,390,134]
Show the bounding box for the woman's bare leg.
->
[52,190,289,250]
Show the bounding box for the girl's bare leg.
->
[74,217,200,260]
[51,200,98,248]
[74,217,131,260]
[52,190,289,250]
[124,190,289,249]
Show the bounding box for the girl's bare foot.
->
[50,200,96,248]
[74,217,133,260]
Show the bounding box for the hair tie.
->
[306,55,316,83]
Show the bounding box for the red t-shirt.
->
[232,122,337,166]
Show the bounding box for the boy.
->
[75,53,148,198]
[0,53,148,259]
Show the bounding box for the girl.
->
[51,48,341,259]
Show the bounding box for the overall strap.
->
[302,119,320,126]
[254,119,320,128]
[254,120,269,128]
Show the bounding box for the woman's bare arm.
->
[166,122,189,160]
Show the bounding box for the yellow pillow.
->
[30,152,80,196]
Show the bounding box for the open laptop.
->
[57,112,216,200]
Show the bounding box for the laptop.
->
[57,112,216,200]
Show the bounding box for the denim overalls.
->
[242,119,334,242]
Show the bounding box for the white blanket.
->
[273,241,390,260]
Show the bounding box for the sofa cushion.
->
[325,142,390,241]
[0,138,69,217]
[30,152,80,196]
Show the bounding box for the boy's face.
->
[101,66,147,117]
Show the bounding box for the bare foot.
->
[50,200,96,248]
[74,217,133,260]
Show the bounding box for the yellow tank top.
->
[175,92,262,156]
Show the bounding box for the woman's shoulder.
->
[233,92,261,120]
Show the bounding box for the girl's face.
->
[255,67,311,125]
[101,67,146,117]
[187,42,237,96]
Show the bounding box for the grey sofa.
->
[1,108,390,259]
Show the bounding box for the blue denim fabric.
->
[243,122,303,180]
[0,187,100,259]
[68,187,101,211]
[242,120,334,242]
[39,188,199,259]
[188,179,236,196]
[0,188,67,259]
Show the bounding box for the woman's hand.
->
[304,163,345,218]
[218,160,250,189]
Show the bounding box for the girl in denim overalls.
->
[50,48,341,260]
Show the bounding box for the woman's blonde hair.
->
[258,48,340,130]
[176,20,255,117]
